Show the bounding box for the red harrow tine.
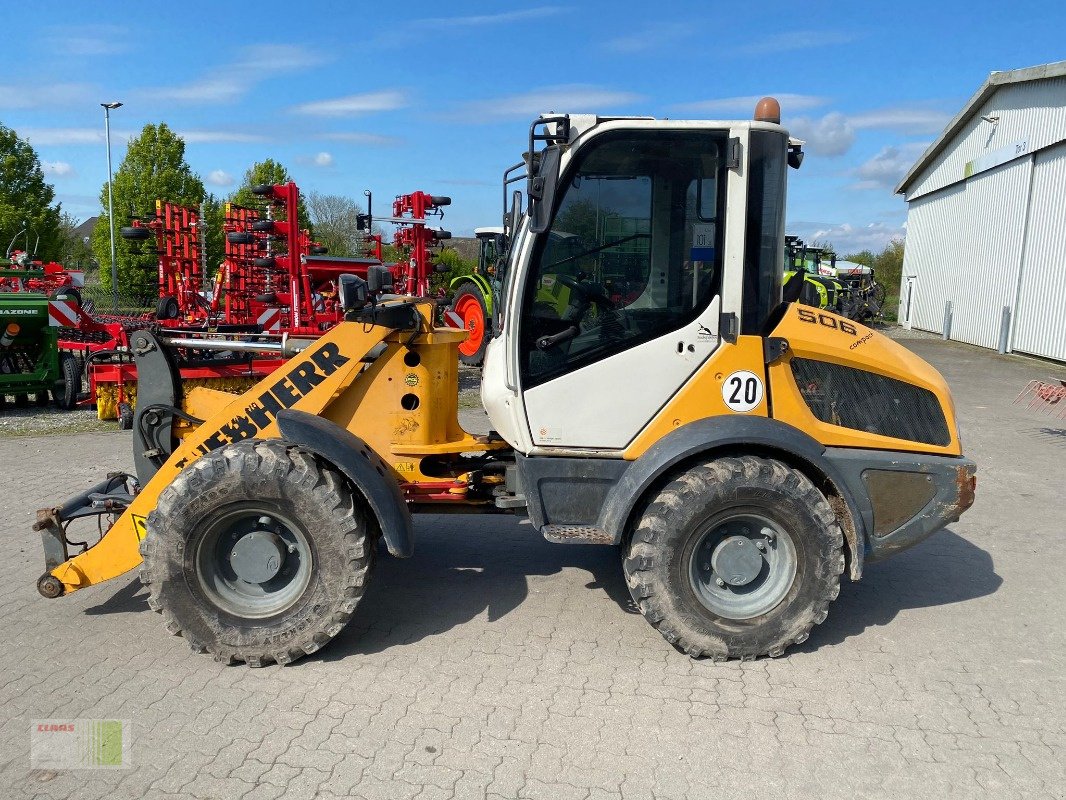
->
[1014,379,1066,418]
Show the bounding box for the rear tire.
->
[117,401,134,430]
[156,295,179,320]
[226,231,256,246]
[120,226,151,241]
[449,282,489,367]
[50,287,82,307]
[623,456,843,660]
[53,352,80,410]
[140,440,374,667]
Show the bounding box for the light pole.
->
[101,101,122,312]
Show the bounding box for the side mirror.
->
[528,145,562,234]
[788,145,804,170]
[433,262,450,274]
[338,274,368,310]
[367,264,394,293]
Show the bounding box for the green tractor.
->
[0,283,80,411]
[446,227,505,366]
[784,236,846,314]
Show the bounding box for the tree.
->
[0,122,63,261]
[844,239,904,291]
[306,191,366,256]
[56,211,94,268]
[846,249,875,267]
[229,159,310,231]
[201,193,225,277]
[90,122,205,297]
[431,246,476,293]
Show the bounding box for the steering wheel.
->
[555,273,615,309]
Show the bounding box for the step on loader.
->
[34,99,976,665]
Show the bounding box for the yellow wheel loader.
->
[33,99,976,665]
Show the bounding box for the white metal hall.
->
[895,60,1066,363]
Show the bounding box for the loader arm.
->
[39,315,395,595]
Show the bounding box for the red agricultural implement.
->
[1015,379,1066,419]
[70,182,456,423]
[222,182,390,336]
[0,251,85,301]
[388,191,452,298]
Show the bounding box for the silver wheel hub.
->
[711,535,764,587]
[195,510,313,619]
[688,514,798,621]
[230,529,286,584]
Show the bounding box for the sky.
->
[4,1,1065,255]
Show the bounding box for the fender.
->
[598,415,869,579]
[276,409,414,558]
[449,274,494,315]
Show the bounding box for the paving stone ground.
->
[1,332,1064,799]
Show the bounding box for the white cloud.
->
[141,44,325,104]
[41,161,76,178]
[850,107,951,135]
[313,152,333,167]
[150,77,247,104]
[234,44,323,72]
[291,91,407,116]
[207,170,234,187]
[461,84,645,118]
[19,127,114,145]
[176,130,267,143]
[782,105,948,158]
[673,93,830,115]
[795,221,906,254]
[318,131,402,146]
[18,127,263,146]
[788,112,855,157]
[736,29,860,55]
[851,142,931,190]
[416,7,562,27]
[603,23,690,54]
[0,83,96,110]
[44,25,129,56]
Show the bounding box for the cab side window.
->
[521,131,726,386]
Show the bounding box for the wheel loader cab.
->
[483,116,787,453]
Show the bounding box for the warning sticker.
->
[131,514,149,542]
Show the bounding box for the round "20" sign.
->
[722,370,764,412]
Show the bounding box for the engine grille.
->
[790,358,951,446]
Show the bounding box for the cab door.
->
[517,129,730,450]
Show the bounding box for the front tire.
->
[141,440,374,666]
[623,456,843,660]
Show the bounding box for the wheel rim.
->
[687,512,797,620]
[194,505,313,618]
[454,294,485,356]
